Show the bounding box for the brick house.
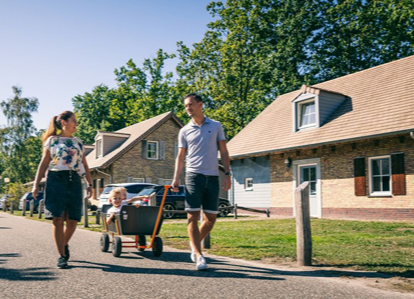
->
[87,111,184,199]
[227,56,414,221]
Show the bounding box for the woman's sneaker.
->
[196,255,208,271]
[57,256,68,269]
[65,244,70,261]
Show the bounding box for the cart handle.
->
[149,185,170,248]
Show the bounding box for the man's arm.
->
[171,147,187,190]
[218,140,231,191]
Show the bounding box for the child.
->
[106,187,139,224]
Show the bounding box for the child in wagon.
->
[106,187,140,224]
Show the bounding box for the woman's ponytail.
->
[41,111,74,145]
[41,116,58,145]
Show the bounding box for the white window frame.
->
[297,99,316,129]
[368,155,392,196]
[147,141,159,160]
[133,178,144,183]
[163,179,173,185]
[244,178,253,191]
[96,139,103,158]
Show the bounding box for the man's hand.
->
[32,187,39,199]
[222,175,231,191]
[87,186,93,198]
[171,179,180,192]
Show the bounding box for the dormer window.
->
[293,93,318,132]
[292,85,347,133]
[96,139,103,158]
[299,100,316,129]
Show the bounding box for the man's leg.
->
[199,212,217,242]
[187,211,202,258]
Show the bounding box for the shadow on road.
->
[0,253,56,281]
[71,251,284,281]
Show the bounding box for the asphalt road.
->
[1,212,413,299]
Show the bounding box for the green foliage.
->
[73,49,185,144]
[71,0,414,142]
[0,86,40,183]
[72,85,118,144]
[7,182,27,203]
[309,0,414,81]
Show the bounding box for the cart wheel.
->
[112,236,122,257]
[152,237,163,257]
[138,235,146,251]
[163,203,175,219]
[100,233,110,252]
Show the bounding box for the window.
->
[147,141,159,160]
[163,179,173,185]
[244,178,253,191]
[133,178,144,183]
[300,166,317,195]
[298,100,316,129]
[96,139,103,157]
[369,156,391,196]
[99,179,104,189]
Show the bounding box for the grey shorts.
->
[185,172,219,214]
[44,170,83,221]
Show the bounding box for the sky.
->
[0,0,214,131]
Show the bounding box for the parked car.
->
[133,185,231,219]
[19,191,44,212]
[0,195,8,210]
[0,194,12,210]
[98,183,156,209]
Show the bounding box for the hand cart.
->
[100,185,170,257]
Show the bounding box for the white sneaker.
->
[196,255,208,271]
[189,242,196,263]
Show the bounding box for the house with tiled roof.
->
[87,111,184,198]
[227,55,414,221]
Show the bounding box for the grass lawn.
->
[160,217,414,276]
[8,210,414,276]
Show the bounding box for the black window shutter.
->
[353,157,366,196]
[391,153,405,195]
[141,140,147,159]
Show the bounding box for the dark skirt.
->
[44,170,83,221]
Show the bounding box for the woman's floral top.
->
[44,136,86,177]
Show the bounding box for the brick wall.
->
[113,118,182,184]
[269,134,414,221]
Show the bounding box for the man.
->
[172,93,231,271]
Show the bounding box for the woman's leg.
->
[64,219,78,245]
[52,217,65,256]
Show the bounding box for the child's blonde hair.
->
[109,188,124,201]
[117,187,127,196]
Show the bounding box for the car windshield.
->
[125,185,148,194]
[137,188,158,196]
[101,186,115,195]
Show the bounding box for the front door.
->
[299,165,319,217]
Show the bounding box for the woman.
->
[32,110,93,269]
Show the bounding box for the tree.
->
[113,49,183,122]
[0,86,39,183]
[72,84,119,144]
[73,49,181,144]
[176,0,323,139]
[309,0,414,82]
